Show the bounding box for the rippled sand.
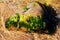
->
[0,0,60,40]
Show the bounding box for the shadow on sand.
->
[37,2,58,34]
